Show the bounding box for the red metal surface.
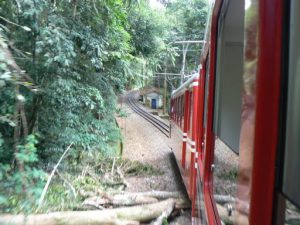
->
[176,98,178,125]
[249,0,283,224]
[191,77,200,216]
[182,90,190,169]
[171,99,174,120]
[202,0,222,224]
[194,62,207,222]
[186,91,193,196]
[198,63,206,166]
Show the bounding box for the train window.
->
[181,96,185,129]
[177,97,180,124]
[179,96,183,127]
[172,99,175,120]
[203,59,210,128]
[173,98,176,121]
[189,92,193,135]
[175,98,178,123]
[282,0,300,208]
[178,97,181,126]
[212,0,244,224]
[284,199,300,224]
[177,97,180,125]
[213,0,244,153]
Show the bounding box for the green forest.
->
[0,0,208,217]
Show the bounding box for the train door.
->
[151,99,157,109]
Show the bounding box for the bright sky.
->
[149,0,164,9]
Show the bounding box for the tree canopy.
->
[0,0,208,213]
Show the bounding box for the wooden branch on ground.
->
[214,195,237,225]
[121,191,183,200]
[214,195,235,205]
[0,199,176,225]
[37,143,73,211]
[55,170,77,198]
[150,199,175,225]
[216,204,234,225]
[117,167,130,188]
[111,157,116,178]
[82,194,158,207]
[82,191,189,208]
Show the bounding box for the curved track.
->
[126,96,170,137]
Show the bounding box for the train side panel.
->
[170,75,199,199]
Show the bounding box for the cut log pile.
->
[0,154,192,225]
[0,191,190,225]
[1,191,254,225]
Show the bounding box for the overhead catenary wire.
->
[171,40,205,44]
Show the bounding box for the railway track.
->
[126,97,170,137]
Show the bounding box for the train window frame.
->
[188,91,193,136]
[210,0,245,224]
[179,96,181,125]
[212,0,244,154]
[203,58,210,129]
[181,95,185,129]
[281,0,300,208]
[176,96,180,126]
[176,97,179,124]
[172,99,174,120]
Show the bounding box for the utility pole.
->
[158,40,205,114]
[172,40,205,84]
[180,43,189,84]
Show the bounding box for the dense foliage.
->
[167,0,208,73]
[153,0,209,108]
[0,0,208,213]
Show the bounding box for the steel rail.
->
[130,99,169,131]
[126,97,170,137]
[127,98,169,134]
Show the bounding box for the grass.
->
[37,151,163,213]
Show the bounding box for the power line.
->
[155,73,182,76]
[172,40,205,44]
[174,49,202,52]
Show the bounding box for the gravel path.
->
[117,100,182,192]
[116,92,191,224]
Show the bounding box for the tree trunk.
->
[0,199,176,225]
[82,191,189,208]
[150,199,175,225]
[72,0,77,18]
[214,195,235,205]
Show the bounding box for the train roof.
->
[171,73,199,99]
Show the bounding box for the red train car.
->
[170,0,300,224]
[171,74,199,198]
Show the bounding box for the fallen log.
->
[217,204,249,225]
[216,204,234,225]
[0,199,176,225]
[83,195,159,207]
[150,199,175,225]
[214,195,235,205]
[122,191,182,199]
[82,191,190,209]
